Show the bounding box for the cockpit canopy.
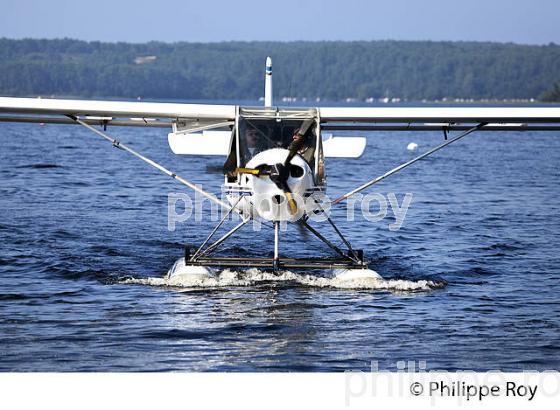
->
[238,118,317,167]
[223,107,324,185]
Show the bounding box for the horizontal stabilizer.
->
[322,134,366,158]
[168,130,231,155]
[169,131,366,158]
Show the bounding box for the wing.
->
[3,97,560,131]
[319,106,560,131]
[0,96,236,130]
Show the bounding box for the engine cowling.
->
[244,148,315,221]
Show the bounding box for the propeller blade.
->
[284,138,305,167]
[269,163,298,215]
[235,167,261,175]
[285,190,298,215]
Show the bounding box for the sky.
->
[0,0,559,44]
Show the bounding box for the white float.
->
[331,268,382,281]
[167,257,215,280]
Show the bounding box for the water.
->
[1,111,560,371]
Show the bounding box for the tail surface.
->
[264,56,273,107]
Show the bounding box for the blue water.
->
[1,109,560,371]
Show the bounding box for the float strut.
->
[273,221,280,271]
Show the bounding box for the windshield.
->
[238,118,317,166]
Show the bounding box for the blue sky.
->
[1,0,559,44]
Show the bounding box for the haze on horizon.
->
[1,0,559,45]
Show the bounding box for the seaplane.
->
[1,57,560,282]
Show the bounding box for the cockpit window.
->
[223,116,324,185]
[237,118,317,167]
[239,122,271,164]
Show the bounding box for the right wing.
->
[319,106,560,131]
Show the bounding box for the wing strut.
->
[332,122,487,204]
[67,115,234,212]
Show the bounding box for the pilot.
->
[243,127,268,162]
[288,121,325,182]
[289,126,315,165]
[222,127,269,180]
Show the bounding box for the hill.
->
[0,38,559,101]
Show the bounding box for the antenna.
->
[264,56,273,107]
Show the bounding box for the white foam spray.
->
[120,268,444,292]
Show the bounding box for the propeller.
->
[268,162,297,215]
[236,163,297,214]
[236,119,315,216]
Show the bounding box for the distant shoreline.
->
[1,38,559,102]
[4,94,557,107]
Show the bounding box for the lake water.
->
[1,107,560,371]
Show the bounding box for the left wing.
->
[0,96,236,129]
[0,96,238,211]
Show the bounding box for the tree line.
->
[0,38,559,101]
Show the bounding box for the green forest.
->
[0,38,559,101]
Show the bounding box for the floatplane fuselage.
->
[166,58,374,278]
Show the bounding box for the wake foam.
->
[120,268,444,292]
